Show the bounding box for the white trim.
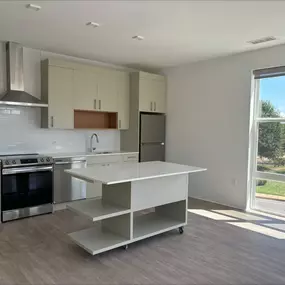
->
[255,171,285,183]
[249,74,285,213]
[256,117,285,123]
[247,77,259,211]
[188,195,245,211]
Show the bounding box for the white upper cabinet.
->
[139,77,154,112]
[73,70,98,111]
[152,79,166,113]
[117,71,130,130]
[41,59,131,130]
[73,68,118,113]
[138,72,166,113]
[41,61,74,129]
[97,70,117,112]
[48,66,74,129]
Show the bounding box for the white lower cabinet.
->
[86,180,103,199]
[122,153,139,162]
[86,154,127,199]
[86,154,139,198]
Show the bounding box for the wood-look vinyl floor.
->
[0,198,285,284]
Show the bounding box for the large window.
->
[251,68,285,216]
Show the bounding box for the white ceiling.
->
[0,1,285,69]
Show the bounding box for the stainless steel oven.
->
[0,154,53,222]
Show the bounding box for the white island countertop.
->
[65,161,206,185]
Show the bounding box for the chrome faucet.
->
[90,133,99,152]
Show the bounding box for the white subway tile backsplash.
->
[0,106,120,155]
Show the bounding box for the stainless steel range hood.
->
[0,42,48,107]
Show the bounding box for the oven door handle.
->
[2,166,53,175]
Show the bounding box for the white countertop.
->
[43,151,138,159]
[65,161,206,185]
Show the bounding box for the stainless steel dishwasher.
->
[53,157,87,203]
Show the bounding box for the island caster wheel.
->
[179,227,184,234]
[123,244,128,250]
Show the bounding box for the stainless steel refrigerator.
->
[140,113,166,162]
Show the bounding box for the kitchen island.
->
[65,161,206,255]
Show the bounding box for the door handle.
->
[51,116,54,128]
[99,100,101,110]
[150,102,153,111]
[55,160,86,166]
[3,166,53,175]
[94,99,97,109]
[154,102,156,111]
[119,119,121,129]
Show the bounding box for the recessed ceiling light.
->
[132,35,144,41]
[26,4,41,11]
[86,22,100,28]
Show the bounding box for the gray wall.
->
[164,43,285,210]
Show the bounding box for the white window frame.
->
[248,71,285,211]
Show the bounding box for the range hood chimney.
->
[0,42,48,107]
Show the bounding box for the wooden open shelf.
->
[74,110,117,129]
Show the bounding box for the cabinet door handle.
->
[154,102,156,111]
[150,102,153,111]
[51,116,54,128]
[119,119,121,129]
[94,99,97,109]
[99,100,101,110]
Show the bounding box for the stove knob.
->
[46,158,50,162]
[5,160,9,165]
[40,158,44,162]
[12,160,16,164]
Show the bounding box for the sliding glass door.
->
[251,68,285,216]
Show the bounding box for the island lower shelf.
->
[69,212,131,255]
[69,226,130,255]
[68,200,187,255]
[133,211,185,241]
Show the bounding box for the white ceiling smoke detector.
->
[132,35,144,41]
[86,22,100,28]
[26,4,41,11]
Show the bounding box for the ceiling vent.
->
[248,36,277,45]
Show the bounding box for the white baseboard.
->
[188,194,245,211]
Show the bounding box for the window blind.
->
[253,66,285,79]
